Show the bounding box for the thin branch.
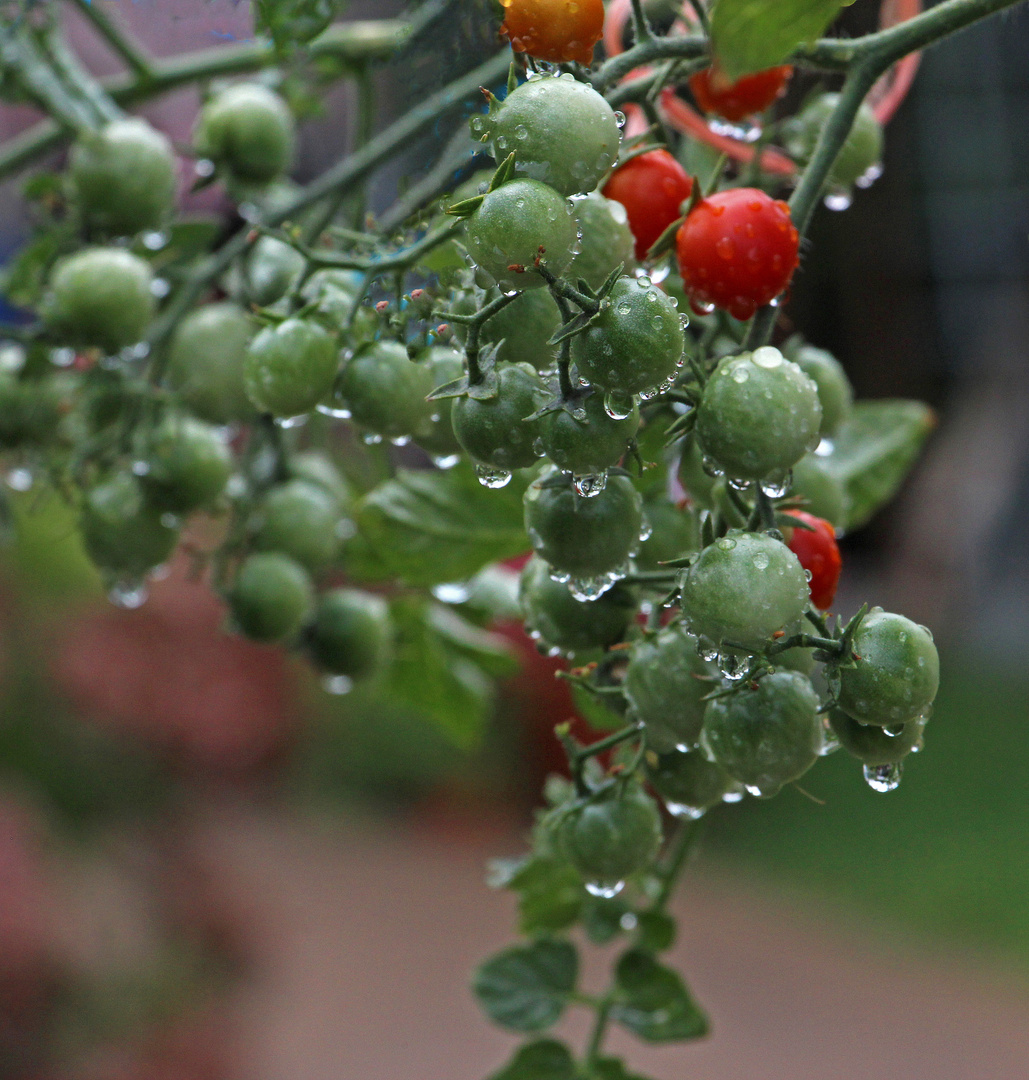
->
[68,0,153,81]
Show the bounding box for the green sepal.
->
[662,410,696,447]
[446,194,486,218]
[547,308,601,347]
[489,151,518,192]
[645,212,687,262]
[595,263,626,302]
[472,939,579,1033]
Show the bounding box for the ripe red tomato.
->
[675,187,800,320]
[602,149,694,260]
[784,510,842,610]
[499,0,606,65]
[688,64,793,123]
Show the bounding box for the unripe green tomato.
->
[646,747,733,814]
[790,453,849,529]
[193,83,295,183]
[480,288,561,370]
[337,340,435,439]
[464,179,576,292]
[165,302,257,424]
[568,192,637,290]
[413,347,465,457]
[252,479,341,571]
[787,344,853,437]
[286,451,351,510]
[679,530,810,650]
[553,785,663,889]
[43,248,155,354]
[519,555,637,656]
[787,94,883,189]
[69,118,177,237]
[144,414,232,513]
[828,709,925,766]
[541,391,639,476]
[524,471,644,578]
[635,497,701,572]
[299,268,374,337]
[837,609,939,726]
[452,362,546,471]
[244,236,304,307]
[482,73,621,197]
[243,317,337,418]
[702,670,822,796]
[306,588,391,678]
[0,375,63,449]
[229,551,313,643]
[571,276,684,395]
[624,628,712,752]
[80,472,179,578]
[676,435,717,509]
[696,347,822,482]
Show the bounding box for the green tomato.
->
[786,94,883,190]
[482,74,621,197]
[540,390,639,476]
[229,551,313,643]
[452,362,546,472]
[524,471,644,580]
[244,236,305,307]
[571,276,684,395]
[0,375,63,449]
[696,347,822,482]
[676,434,717,509]
[193,83,295,183]
[43,248,155,354]
[464,179,576,292]
[646,747,733,815]
[635,496,700,572]
[567,192,636,290]
[252,479,341,571]
[785,343,853,437]
[828,709,925,767]
[299,268,371,334]
[790,453,848,529]
[144,414,232,513]
[413,347,465,458]
[702,670,822,796]
[80,472,179,578]
[678,530,809,650]
[480,288,561,370]
[287,450,351,510]
[337,340,436,439]
[837,609,939,726]
[243,317,337,418]
[624,628,712,752]
[69,118,177,237]
[164,302,257,424]
[305,588,391,679]
[519,555,637,657]
[553,784,663,890]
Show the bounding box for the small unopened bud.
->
[375,300,389,313]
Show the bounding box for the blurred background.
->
[0,1,1026,1078]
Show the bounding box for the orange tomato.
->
[500,0,605,65]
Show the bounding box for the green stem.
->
[651,817,705,912]
[576,722,645,764]
[461,290,521,384]
[1,30,99,133]
[585,995,614,1067]
[685,0,711,37]
[766,633,841,657]
[68,0,154,81]
[42,27,123,123]
[629,0,654,43]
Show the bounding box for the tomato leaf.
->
[820,400,936,531]
[473,939,578,1032]
[610,949,709,1043]
[486,1038,577,1080]
[710,0,855,81]
[491,854,585,935]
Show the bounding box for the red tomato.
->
[499,0,606,65]
[688,64,793,123]
[675,187,800,320]
[602,149,694,261]
[784,510,842,610]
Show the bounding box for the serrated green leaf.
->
[820,400,936,531]
[710,0,854,81]
[473,939,578,1032]
[424,603,518,678]
[487,1038,576,1080]
[611,949,709,1043]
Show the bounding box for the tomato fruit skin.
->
[695,347,821,481]
[80,472,179,578]
[635,497,701,571]
[413,347,465,457]
[69,118,177,237]
[540,391,639,476]
[243,317,337,418]
[828,709,925,767]
[646,747,734,813]
[252,479,341,571]
[688,65,792,123]
[702,670,822,796]
[305,588,391,678]
[480,289,561,370]
[229,551,313,644]
[786,94,883,189]
[790,453,849,529]
[675,188,800,321]
[519,555,637,656]
[676,435,717,510]
[679,530,810,650]
[43,248,155,354]
[193,83,295,183]
[144,414,233,513]
[571,276,684,395]
[602,149,694,262]
[837,609,939,727]
[567,192,637,289]
[338,340,435,439]
[452,363,547,471]
[243,236,305,307]
[553,785,663,888]
[287,451,351,510]
[785,342,853,437]
[524,471,643,578]
[624,629,712,752]
[485,75,621,198]
[783,510,842,610]
[0,375,63,450]
[165,302,257,424]
[464,179,576,292]
[499,0,605,66]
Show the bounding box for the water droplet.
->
[638,516,653,542]
[585,881,624,899]
[727,475,751,492]
[744,785,765,798]
[709,117,761,143]
[159,512,180,529]
[277,413,309,429]
[701,455,724,478]
[568,575,612,601]
[316,403,352,419]
[697,637,719,663]
[752,347,783,369]
[194,158,215,178]
[824,188,853,212]
[855,162,883,189]
[603,390,635,420]
[109,581,148,608]
[573,472,608,498]
[717,649,749,681]
[389,434,412,447]
[50,347,76,368]
[362,431,384,445]
[760,470,792,498]
[815,437,835,457]
[614,110,626,129]
[5,466,34,491]
[474,464,512,488]
[665,801,706,820]
[322,674,354,696]
[432,453,460,470]
[131,460,150,477]
[752,551,770,570]
[142,230,168,251]
[432,583,471,604]
[863,762,902,792]
[149,277,171,299]
[619,912,638,931]
[731,365,751,384]
[721,784,746,804]
[715,537,737,552]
